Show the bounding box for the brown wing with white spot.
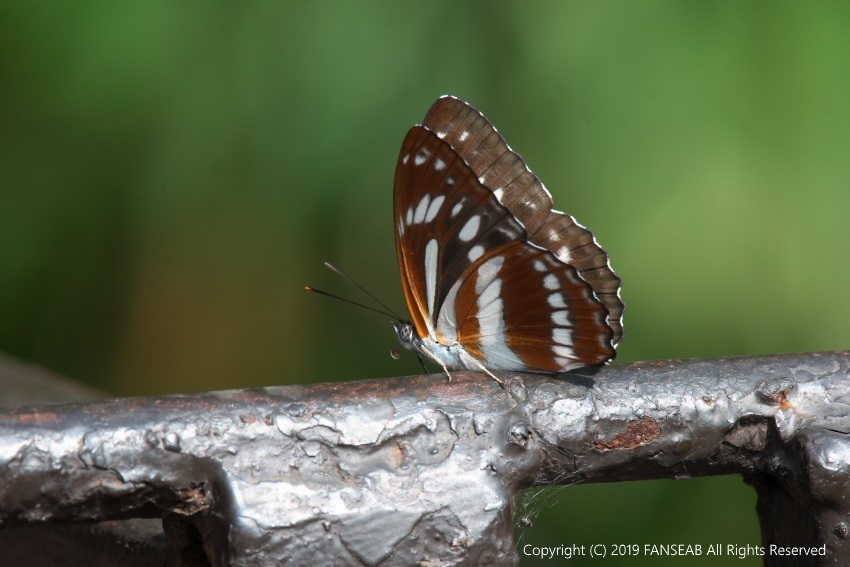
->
[422,96,624,346]
[393,126,525,340]
[451,242,615,372]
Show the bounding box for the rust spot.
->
[387,443,405,468]
[593,417,661,450]
[774,387,794,409]
[13,411,61,424]
[756,379,795,410]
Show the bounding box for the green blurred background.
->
[2,1,848,565]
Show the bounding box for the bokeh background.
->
[2,2,849,565]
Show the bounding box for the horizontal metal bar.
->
[0,351,847,566]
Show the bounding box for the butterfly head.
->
[392,321,418,351]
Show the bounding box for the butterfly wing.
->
[451,241,615,371]
[423,96,624,346]
[394,98,622,372]
[394,126,527,343]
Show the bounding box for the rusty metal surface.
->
[528,352,850,483]
[0,351,847,566]
[526,352,850,567]
[0,355,170,566]
[0,369,540,566]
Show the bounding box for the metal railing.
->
[0,351,847,566]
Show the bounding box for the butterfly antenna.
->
[322,262,404,321]
[304,286,397,320]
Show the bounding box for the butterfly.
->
[391,96,623,384]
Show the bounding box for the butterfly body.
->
[393,96,623,378]
[393,320,469,371]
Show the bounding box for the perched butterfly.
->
[391,96,623,384]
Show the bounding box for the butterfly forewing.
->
[422,96,624,345]
[394,106,619,372]
[394,126,526,341]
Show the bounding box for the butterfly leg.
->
[463,356,506,388]
[430,356,454,382]
[438,361,453,382]
[417,344,454,381]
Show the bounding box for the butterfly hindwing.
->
[453,243,614,372]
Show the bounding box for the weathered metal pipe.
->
[0,351,847,566]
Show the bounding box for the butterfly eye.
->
[391,321,415,347]
[390,348,402,360]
